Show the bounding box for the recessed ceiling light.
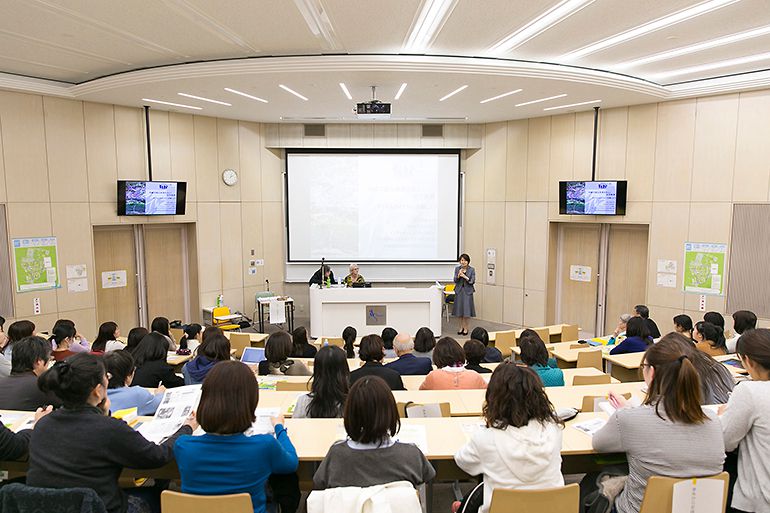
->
[439,85,468,102]
[560,0,739,60]
[543,99,601,111]
[142,99,202,110]
[479,89,522,104]
[394,83,408,100]
[279,84,309,101]
[339,83,353,100]
[614,25,770,70]
[178,93,231,106]
[403,0,460,53]
[224,88,268,103]
[651,51,770,81]
[515,94,568,107]
[488,0,595,54]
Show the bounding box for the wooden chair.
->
[229,333,251,358]
[396,401,451,418]
[560,324,580,342]
[161,490,253,513]
[495,330,517,358]
[169,327,184,344]
[534,327,551,343]
[638,472,729,513]
[276,380,311,392]
[489,483,579,513]
[572,374,612,386]
[581,393,631,412]
[576,349,603,370]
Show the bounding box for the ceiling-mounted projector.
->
[355,86,391,119]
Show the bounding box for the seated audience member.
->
[720,328,770,513]
[2,320,35,362]
[420,337,487,390]
[726,310,757,353]
[454,364,564,513]
[464,340,491,374]
[313,376,436,489]
[381,327,398,359]
[309,264,335,287]
[518,331,564,387]
[592,339,725,513]
[91,321,124,353]
[124,327,148,354]
[0,336,60,410]
[291,326,317,358]
[609,317,652,355]
[412,327,436,362]
[104,350,164,415]
[49,323,78,362]
[175,361,299,513]
[693,321,727,357]
[151,316,177,351]
[343,263,365,287]
[257,331,311,377]
[470,327,502,363]
[0,316,8,378]
[704,311,726,331]
[53,319,91,353]
[385,333,433,376]
[0,406,51,461]
[131,332,184,388]
[608,313,633,345]
[350,335,404,390]
[294,345,349,418]
[182,327,232,385]
[673,314,694,340]
[634,304,661,338]
[179,323,203,351]
[28,353,195,513]
[342,326,357,359]
[662,332,733,404]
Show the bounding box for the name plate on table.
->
[366,305,386,326]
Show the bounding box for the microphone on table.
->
[265,279,270,291]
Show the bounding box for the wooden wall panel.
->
[548,114,575,202]
[169,113,196,201]
[148,110,172,180]
[483,122,507,201]
[505,119,528,201]
[194,116,219,202]
[597,107,628,181]
[114,106,146,180]
[733,91,770,201]
[691,95,738,202]
[217,119,241,202]
[238,122,262,202]
[653,100,696,202]
[625,104,657,202]
[526,117,550,201]
[43,98,89,203]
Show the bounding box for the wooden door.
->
[143,225,187,323]
[604,225,649,335]
[93,226,139,330]
[557,224,601,336]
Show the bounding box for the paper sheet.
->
[245,408,281,436]
[657,259,677,274]
[393,424,429,453]
[102,270,127,289]
[572,418,607,436]
[136,384,202,444]
[657,272,677,288]
[269,299,286,324]
[67,277,88,293]
[672,478,725,513]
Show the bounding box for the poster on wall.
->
[683,242,727,295]
[12,237,60,292]
[569,265,592,282]
[102,270,127,289]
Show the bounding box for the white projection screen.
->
[286,150,461,262]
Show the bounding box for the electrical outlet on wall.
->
[248,268,256,275]
[254,259,265,266]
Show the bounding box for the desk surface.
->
[224,331,270,344]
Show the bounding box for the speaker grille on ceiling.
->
[304,124,326,137]
[422,124,444,137]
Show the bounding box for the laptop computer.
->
[240,347,266,364]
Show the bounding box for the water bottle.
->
[216,294,223,307]
[323,339,329,347]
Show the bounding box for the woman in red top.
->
[49,323,77,362]
[420,337,487,390]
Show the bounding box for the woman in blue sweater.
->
[181,327,231,385]
[518,330,564,387]
[174,360,299,513]
[609,317,653,355]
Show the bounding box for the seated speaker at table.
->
[343,263,365,287]
[308,265,335,287]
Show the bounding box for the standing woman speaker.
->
[453,253,476,336]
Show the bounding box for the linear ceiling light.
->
[293,0,342,50]
[224,88,269,103]
[614,24,770,70]
[439,85,468,101]
[403,0,460,53]
[544,99,601,111]
[279,84,309,101]
[394,83,408,100]
[339,83,353,100]
[515,94,568,107]
[178,93,231,106]
[651,51,770,81]
[488,0,595,54]
[142,98,202,110]
[560,0,740,61]
[480,89,522,104]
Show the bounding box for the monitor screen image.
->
[117,181,187,216]
[559,180,627,215]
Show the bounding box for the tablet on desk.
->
[722,357,745,370]
[241,347,266,364]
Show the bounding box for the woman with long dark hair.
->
[91,321,123,352]
[293,345,349,418]
[290,326,317,358]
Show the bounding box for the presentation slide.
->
[287,152,460,262]
[565,181,617,215]
[125,181,178,215]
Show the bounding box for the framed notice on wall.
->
[12,237,60,292]
[683,242,727,295]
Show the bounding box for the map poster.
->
[12,237,60,292]
[683,242,727,295]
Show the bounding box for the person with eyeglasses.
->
[343,263,365,287]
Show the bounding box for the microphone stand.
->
[319,257,325,288]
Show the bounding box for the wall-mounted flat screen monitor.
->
[117,181,187,216]
[559,180,627,215]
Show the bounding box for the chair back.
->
[161,490,253,513]
[638,473,729,513]
[212,306,230,318]
[229,333,251,358]
[572,374,612,386]
[576,349,603,370]
[0,483,107,513]
[276,380,311,391]
[488,483,580,513]
[170,328,185,344]
[444,284,455,292]
[320,337,345,348]
[560,324,580,342]
[495,330,517,358]
[581,393,631,412]
[397,402,451,418]
[533,327,551,344]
